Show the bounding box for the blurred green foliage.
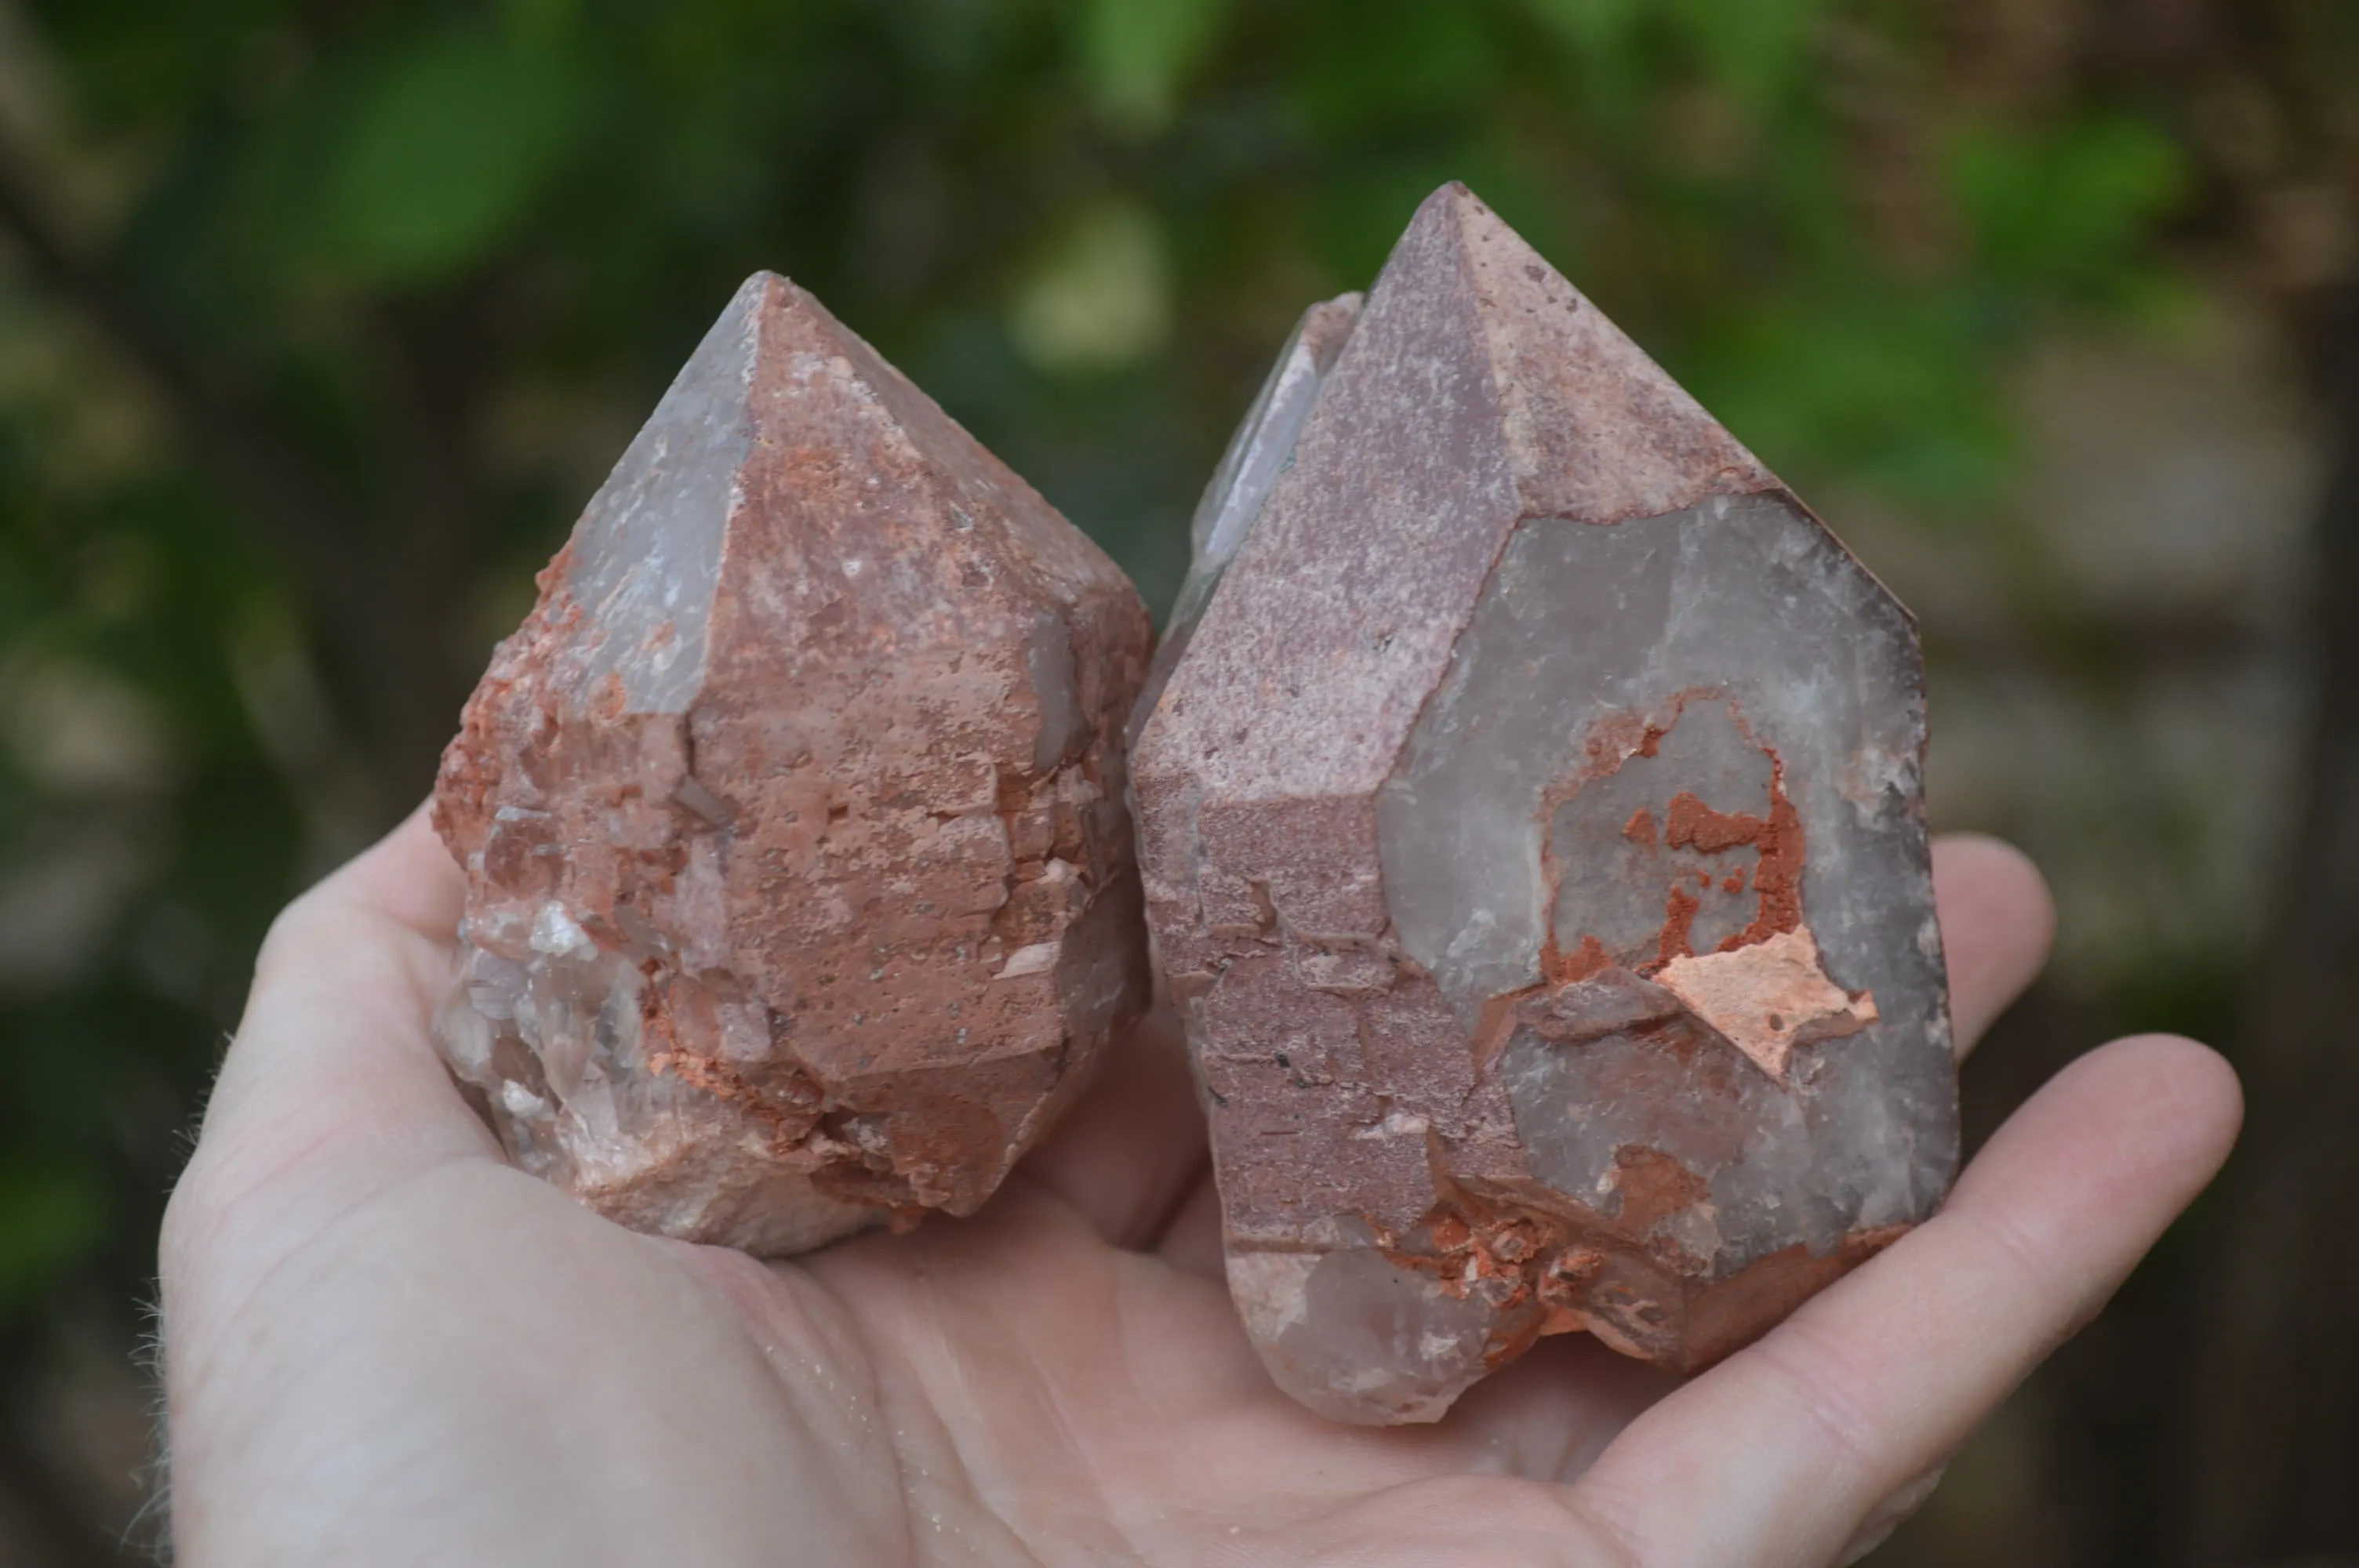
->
[0,0,2192,1377]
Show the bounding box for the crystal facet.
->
[1130,184,1956,1423]
[434,273,1154,1253]
[1127,292,1361,748]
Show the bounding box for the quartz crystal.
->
[434,273,1153,1254]
[1129,184,1956,1423]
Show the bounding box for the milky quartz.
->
[1129,185,1956,1423]
[433,274,1153,1253]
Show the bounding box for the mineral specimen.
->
[1129,184,1956,1423]
[1125,293,1360,754]
[1158,295,1362,673]
[433,273,1154,1254]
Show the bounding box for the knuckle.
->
[1745,1317,1888,1482]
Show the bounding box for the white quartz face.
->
[565,276,763,716]
[1379,492,1952,1279]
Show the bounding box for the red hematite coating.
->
[1131,186,1956,1423]
[432,273,1153,1254]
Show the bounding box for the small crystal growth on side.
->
[433,273,1154,1254]
[1128,292,1361,746]
[1130,184,1956,1423]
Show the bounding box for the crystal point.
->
[1131,184,1954,1421]
[434,273,1154,1252]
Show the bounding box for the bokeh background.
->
[0,1,2352,1561]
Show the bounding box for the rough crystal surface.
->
[1128,294,1362,748]
[1169,294,1362,635]
[434,273,1154,1253]
[1130,184,1955,1423]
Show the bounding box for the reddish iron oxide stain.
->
[1609,1145,1712,1232]
[1728,783,1804,949]
[1656,884,1702,966]
[1536,691,1812,986]
[590,670,631,721]
[1652,766,1806,957]
[1540,931,1612,986]
[1663,791,1759,855]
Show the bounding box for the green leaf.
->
[1690,286,2019,511]
[319,27,583,286]
[1522,0,1651,125]
[1009,201,1172,373]
[1290,3,1497,136]
[1078,0,1232,135]
[1524,0,1645,56]
[0,1164,106,1318]
[502,0,582,52]
[1664,0,1833,112]
[1949,114,2186,294]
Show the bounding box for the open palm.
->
[161,808,2239,1566]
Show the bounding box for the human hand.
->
[160,808,2238,1566]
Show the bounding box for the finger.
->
[1931,833,2053,1059]
[1446,1330,1685,1483]
[164,800,493,1303]
[220,800,477,1157]
[1567,1034,2240,1568]
[1013,1007,1209,1249]
[332,797,468,941]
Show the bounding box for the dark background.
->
[0,2,2352,1562]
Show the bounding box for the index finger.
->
[1931,833,2054,1059]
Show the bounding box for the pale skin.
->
[160,810,2241,1566]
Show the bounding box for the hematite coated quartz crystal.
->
[433,274,1153,1254]
[1129,184,1956,1423]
